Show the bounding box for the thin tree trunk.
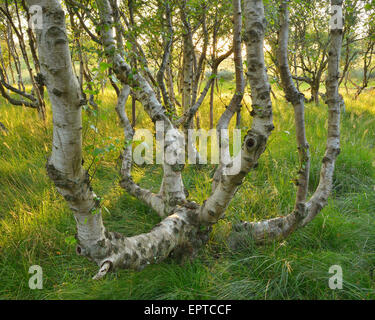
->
[276,0,310,205]
[232,0,344,243]
[202,0,274,224]
[209,13,218,130]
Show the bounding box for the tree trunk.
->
[231,0,344,243]
[28,0,344,280]
[276,0,310,205]
[181,34,194,112]
[311,81,320,104]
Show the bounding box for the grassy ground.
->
[0,84,374,300]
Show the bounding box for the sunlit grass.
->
[0,83,374,299]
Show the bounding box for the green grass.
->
[0,84,374,300]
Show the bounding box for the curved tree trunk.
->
[232,0,343,243]
[28,0,344,279]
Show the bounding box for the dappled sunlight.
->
[1,80,375,298]
[343,89,375,116]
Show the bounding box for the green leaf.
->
[65,236,77,246]
[93,148,104,157]
[99,62,112,72]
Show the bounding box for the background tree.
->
[0,0,46,119]
[350,1,375,98]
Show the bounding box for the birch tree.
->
[26,0,344,279]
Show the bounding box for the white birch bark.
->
[276,0,310,205]
[115,86,166,217]
[212,0,245,191]
[28,0,205,279]
[95,0,187,215]
[300,0,344,227]
[199,0,274,225]
[29,0,345,278]
[231,0,344,243]
[27,0,109,264]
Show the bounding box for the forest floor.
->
[0,83,374,300]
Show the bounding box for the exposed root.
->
[93,261,112,280]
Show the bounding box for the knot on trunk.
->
[46,160,93,207]
[244,22,264,44]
